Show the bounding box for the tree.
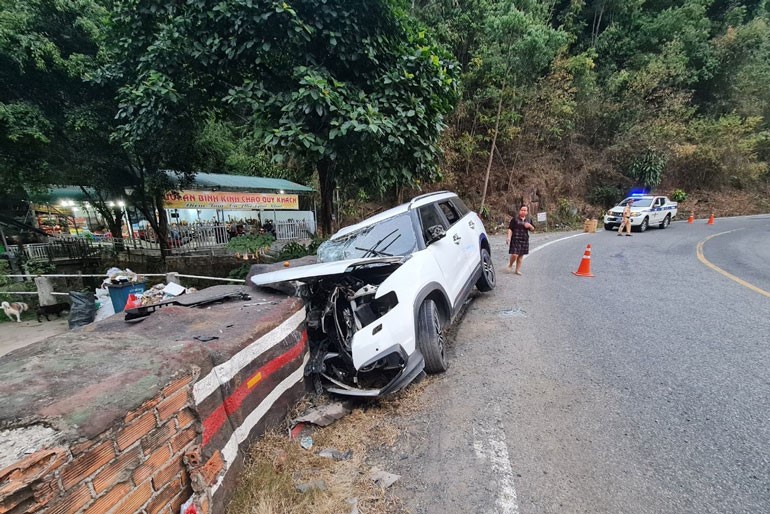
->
[0,0,135,240]
[476,1,569,210]
[107,0,458,235]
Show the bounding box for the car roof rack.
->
[408,190,453,209]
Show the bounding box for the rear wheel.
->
[659,214,671,229]
[476,248,495,292]
[417,299,448,373]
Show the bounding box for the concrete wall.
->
[0,284,308,514]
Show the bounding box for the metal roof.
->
[181,172,314,193]
[33,172,314,204]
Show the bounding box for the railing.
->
[275,220,315,241]
[5,221,315,262]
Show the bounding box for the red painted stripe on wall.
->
[201,332,307,447]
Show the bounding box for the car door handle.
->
[453,234,461,244]
[468,220,475,229]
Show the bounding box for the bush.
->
[670,189,687,202]
[277,237,326,261]
[228,264,251,280]
[588,186,623,208]
[227,234,275,257]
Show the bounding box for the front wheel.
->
[604,223,614,231]
[416,299,448,373]
[638,217,649,233]
[659,214,671,229]
[476,248,495,292]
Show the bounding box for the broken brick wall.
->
[0,290,309,514]
[0,374,198,514]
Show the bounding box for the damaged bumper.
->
[321,347,425,397]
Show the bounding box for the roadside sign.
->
[537,212,547,222]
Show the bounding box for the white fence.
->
[8,221,314,261]
[275,220,315,241]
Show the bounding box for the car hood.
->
[611,208,648,215]
[250,256,407,286]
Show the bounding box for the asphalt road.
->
[379,215,770,514]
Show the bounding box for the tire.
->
[638,217,649,233]
[604,223,614,231]
[476,248,495,292]
[659,214,671,229]
[416,299,448,373]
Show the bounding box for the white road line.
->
[472,408,520,514]
[529,232,586,255]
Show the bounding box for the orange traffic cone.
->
[687,211,694,224]
[572,244,595,278]
[707,213,715,225]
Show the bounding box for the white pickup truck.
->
[603,195,678,232]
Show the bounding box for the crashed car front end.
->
[298,260,424,397]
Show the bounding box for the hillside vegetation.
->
[2,1,769,236]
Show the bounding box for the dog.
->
[37,302,70,322]
[1,301,29,323]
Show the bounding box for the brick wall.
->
[0,286,309,514]
[1,373,199,514]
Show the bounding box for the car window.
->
[452,197,470,217]
[418,204,447,242]
[438,201,461,225]
[317,213,418,262]
[621,198,652,207]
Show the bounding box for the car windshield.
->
[620,198,652,207]
[317,213,418,263]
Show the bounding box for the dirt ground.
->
[0,317,69,357]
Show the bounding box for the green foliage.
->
[629,151,666,189]
[670,189,688,203]
[227,264,251,280]
[278,242,312,261]
[227,234,275,256]
[588,186,623,208]
[25,260,56,276]
[670,115,769,189]
[278,236,324,260]
[107,0,459,234]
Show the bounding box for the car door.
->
[652,197,664,223]
[416,203,464,303]
[438,198,477,283]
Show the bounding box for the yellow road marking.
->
[247,372,263,388]
[696,229,770,299]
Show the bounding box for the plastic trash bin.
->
[107,282,146,312]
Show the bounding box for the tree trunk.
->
[317,158,336,236]
[106,209,124,251]
[480,90,505,212]
[154,193,170,257]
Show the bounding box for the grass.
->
[227,376,437,514]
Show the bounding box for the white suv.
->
[251,191,495,397]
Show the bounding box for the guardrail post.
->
[166,272,181,285]
[35,276,57,306]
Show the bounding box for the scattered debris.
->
[368,466,400,489]
[289,422,311,440]
[299,436,313,450]
[318,448,352,461]
[295,479,327,493]
[103,267,143,286]
[293,402,352,427]
[346,498,359,514]
[162,282,186,297]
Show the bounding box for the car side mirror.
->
[426,225,446,245]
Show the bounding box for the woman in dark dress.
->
[506,205,535,275]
